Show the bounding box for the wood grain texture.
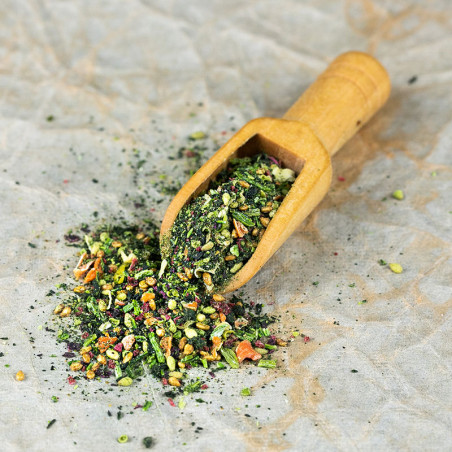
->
[160,51,390,293]
[283,51,391,156]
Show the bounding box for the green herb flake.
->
[143,437,155,448]
[142,401,153,411]
[47,419,56,429]
[189,131,206,140]
[220,348,240,369]
[183,379,202,395]
[178,397,186,410]
[241,387,251,396]
[257,360,277,369]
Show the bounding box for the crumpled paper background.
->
[0,1,451,451]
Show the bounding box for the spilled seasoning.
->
[50,154,297,394]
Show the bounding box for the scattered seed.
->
[117,377,133,387]
[201,241,214,251]
[389,263,403,274]
[230,262,243,273]
[392,190,404,200]
[156,328,165,337]
[145,277,157,286]
[190,131,205,140]
[178,337,187,351]
[139,280,149,290]
[259,217,270,227]
[53,304,64,315]
[202,272,212,286]
[70,362,83,371]
[97,355,107,366]
[15,370,25,381]
[60,306,71,317]
[168,376,181,387]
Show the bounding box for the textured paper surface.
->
[0,1,451,451]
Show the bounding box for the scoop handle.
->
[282,51,390,157]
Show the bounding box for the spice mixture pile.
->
[53,154,295,390]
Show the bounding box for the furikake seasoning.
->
[167,154,296,291]
[52,154,294,391]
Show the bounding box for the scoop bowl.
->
[160,51,391,293]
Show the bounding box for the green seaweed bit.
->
[53,220,281,389]
[168,153,295,291]
[142,437,154,448]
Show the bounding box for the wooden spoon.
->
[160,51,390,293]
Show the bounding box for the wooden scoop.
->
[160,51,390,293]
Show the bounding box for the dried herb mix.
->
[167,153,295,291]
[52,154,294,390]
